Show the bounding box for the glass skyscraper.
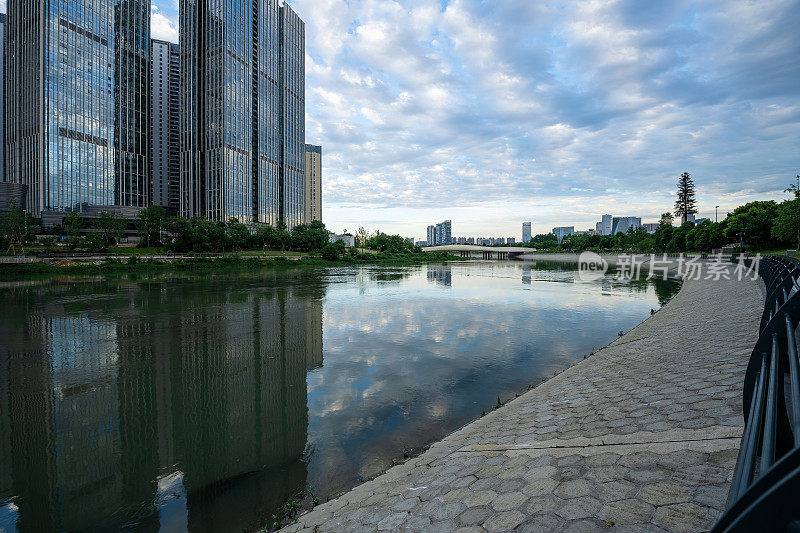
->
[181,0,305,227]
[6,0,150,216]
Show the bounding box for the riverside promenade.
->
[282,267,762,532]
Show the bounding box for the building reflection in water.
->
[522,265,531,285]
[427,265,452,286]
[0,277,323,532]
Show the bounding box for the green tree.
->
[530,233,558,249]
[1,200,33,254]
[674,172,698,224]
[64,211,83,250]
[84,232,109,253]
[785,175,800,199]
[772,199,800,250]
[193,219,229,252]
[356,227,370,253]
[165,216,194,252]
[96,211,127,247]
[724,200,780,249]
[366,232,414,253]
[137,206,166,247]
[321,240,345,260]
[291,220,329,252]
[227,218,251,251]
[254,223,277,250]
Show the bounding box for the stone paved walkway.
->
[281,271,762,533]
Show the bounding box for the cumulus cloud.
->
[150,0,800,237]
[151,4,178,43]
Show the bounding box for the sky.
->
[16,0,800,240]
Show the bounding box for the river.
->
[0,261,678,531]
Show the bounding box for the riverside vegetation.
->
[0,205,454,274]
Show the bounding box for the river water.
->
[0,261,678,531]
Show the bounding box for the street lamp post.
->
[715,205,720,223]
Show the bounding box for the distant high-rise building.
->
[552,226,575,242]
[601,214,613,235]
[151,40,180,213]
[436,220,452,245]
[643,222,660,233]
[507,237,515,244]
[427,220,452,245]
[7,0,151,215]
[304,145,322,222]
[611,216,642,235]
[522,221,532,243]
[181,0,305,226]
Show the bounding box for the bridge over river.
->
[422,244,535,260]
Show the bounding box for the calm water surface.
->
[0,261,678,531]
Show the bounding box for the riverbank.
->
[0,250,459,277]
[281,265,762,532]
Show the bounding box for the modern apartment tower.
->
[304,144,322,222]
[150,40,180,213]
[180,0,305,226]
[522,221,532,243]
[279,5,306,227]
[6,0,151,216]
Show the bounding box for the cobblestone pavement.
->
[281,271,762,533]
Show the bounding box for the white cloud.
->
[151,6,178,43]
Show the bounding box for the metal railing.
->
[713,255,800,532]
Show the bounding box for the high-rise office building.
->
[0,14,6,182]
[304,144,322,222]
[180,0,305,226]
[522,221,532,243]
[611,216,642,235]
[552,226,575,242]
[151,40,180,213]
[6,0,150,216]
[427,225,436,245]
[601,214,613,235]
[279,5,306,227]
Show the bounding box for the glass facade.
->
[279,4,305,228]
[151,39,180,212]
[6,0,150,215]
[181,0,303,227]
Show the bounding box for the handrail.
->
[713,255,800,532]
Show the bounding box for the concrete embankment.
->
[282,265,762,533]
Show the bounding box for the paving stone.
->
[377,512,408,530]
[464,490,497,507]
[596,479,638,502]
[522,477,559,497]
[651,503,721,532]
[638,482,693,506]
[483,510,525,532]
[598,499,654,525]
[456,505,494,527]
[491,491,528,512]
[555,496,602,520]
[517,513,565,532]
[561,518,611,532]
[692,484,729,510]
[554,479,595,499]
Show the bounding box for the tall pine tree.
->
[674,172,698,224]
